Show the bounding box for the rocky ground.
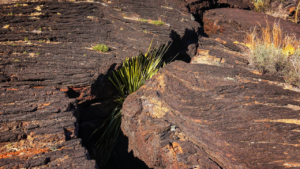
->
[0,0,299,169]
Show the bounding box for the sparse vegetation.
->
[39,39,43,43]
[244,21,300,86]
[16,3,21,7]
[138,18,148,22]
[92,41,171,166]
[36,52,40,55]
[24,37,29,41]
[265,3,289,20]
[149,20,165,25]
[23,51,27,54]
[8,12,13,16]
[252,0,290,20]
[93,44,109,52]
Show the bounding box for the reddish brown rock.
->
[187,0,253,18]
[122,58,300,168]
[121,7,300,169]
[203,8,300,42]
[0,0,202,168]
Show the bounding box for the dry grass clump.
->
[265,3,289,20]
[253,0,271,12]
[244,21,300,86]
[253,0,290,20]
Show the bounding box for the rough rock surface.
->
[0,0,201,168]
[1,0,299,168]
[203,8,300,42]
[121,8,300,169]
[122,61,300,169]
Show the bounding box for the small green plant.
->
[149,20,165,26]
[83,54,87,56]
[39,39,43,43]
[23,51,27,54]
[91,41,172,166]
[16,3,21,7]
[38,28,42,31]
[36,52,40,55]
[9,43,16,46]
[8,12,13,16]
[143,30,148,33]
[138,18,148,22]
[93,44,109,52]
[24,37,29,41]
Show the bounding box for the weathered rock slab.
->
[203,8,300,42]
[122,60,300,169]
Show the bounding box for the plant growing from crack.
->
[150,20,165,26]
[93,44,109,52]
[91,40,172,166]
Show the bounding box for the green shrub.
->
[250,43,287,73]
[93,44,109,52]
[92,41,171,166]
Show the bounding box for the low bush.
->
[244,21,300,85]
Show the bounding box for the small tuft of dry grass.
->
[265,4,289,20]
[253,0,270,12]
[244,21,300,86]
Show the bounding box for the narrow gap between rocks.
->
[76,30,200,168]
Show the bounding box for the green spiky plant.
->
[92,41,171,166]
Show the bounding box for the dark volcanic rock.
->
[122,60,300,169]
[203,8,300,42]
[0,0,202,168]
[121,7,300,169]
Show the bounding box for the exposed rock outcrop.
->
[121,7,300,169]
[0,0,201,168]
[122,60,300,169]
[1,0,299,168]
